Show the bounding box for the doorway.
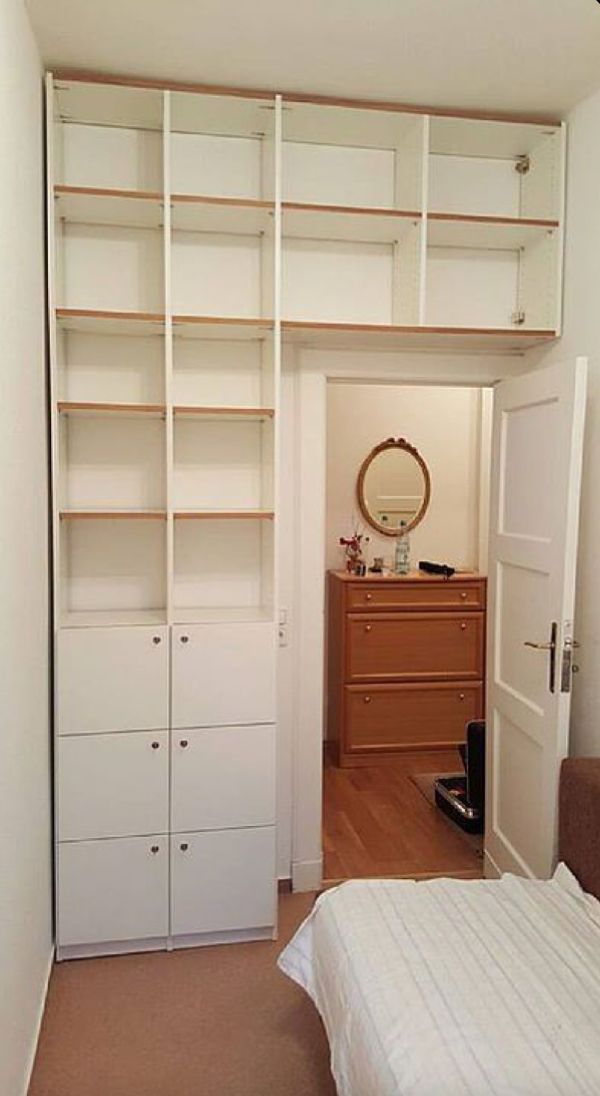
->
[322,380,492,883]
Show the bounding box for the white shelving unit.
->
[48,75,279,958]
[47,71,566,959]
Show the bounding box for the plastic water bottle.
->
[394,521,410,575]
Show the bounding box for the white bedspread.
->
[278,867,600,1096]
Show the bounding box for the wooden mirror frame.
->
[356,437,431,537]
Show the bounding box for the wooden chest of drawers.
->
[327,571,486,766]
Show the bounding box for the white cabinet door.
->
[58,626,169,734]
[171,623,275,728]
[170,826,276,937]
[58,731,169,841]
[171,724,275,833]
[58,835,169,946]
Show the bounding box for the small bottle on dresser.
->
[394,521,410,575]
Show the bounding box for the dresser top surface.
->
[329,569,485,584]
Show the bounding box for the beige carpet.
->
[28,894,336,1096]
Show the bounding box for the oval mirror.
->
[357,437,431,537]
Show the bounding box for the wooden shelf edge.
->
[283,201,422,219]
[174,511,275,520]
[172,314,273,328]
[60,510,167,520]
[173,405,274,418]
[172,194,274,211]
[54,185,163,202]
[58,401,166,415]
[56,307,166,323]
[428,212,559,229]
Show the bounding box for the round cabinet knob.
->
[180,739,189,748]
[365,593,372,602]
[459,693,465,701]
[460,623,467,631]
[180,842,189,852]
[150,845,160,854]
[151,741,160,750]
[460,592,468,600]
[364,625,372,634]
[152,635,161,645]
[364,695,372,704]
[180,635,189,644]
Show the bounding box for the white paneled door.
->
[486,358,587,879]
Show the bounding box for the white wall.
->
[326,383,484,573]
[0,3,53,1093]
[531,86,600,757]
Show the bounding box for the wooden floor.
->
[322,748,483,882]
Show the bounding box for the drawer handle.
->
[460,623,467,631]
[152,635,161,645]
[150,845,160,855]
[460,592,468,600]
[364,625,372,633]
[364,695,372,704]
[180,635,189,644]
[365,593,372,602]
[180,739,189,748]
[151,741,160,750]
[459,693,465,701]
[180,842,189,852]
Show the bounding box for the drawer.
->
[347,612,485,681]
[346,580,485,612]
[344,682,483,754]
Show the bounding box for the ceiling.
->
[26,0,600,119]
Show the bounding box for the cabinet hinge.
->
[515,155,531,175]
[511,310,526,326]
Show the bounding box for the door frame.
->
[290,355,507,891]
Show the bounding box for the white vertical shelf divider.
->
[163,90,174,627]
[273,95,283,633]
[418,115,430,327]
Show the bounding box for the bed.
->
[278,759,600,1096]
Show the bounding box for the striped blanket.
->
[278,867,600,1096]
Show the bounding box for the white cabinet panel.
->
[171,724,275,833]
[58,835,169,946]
[172,622,275,728]
[58,731,169,841]
[58,626,169,734]
[170,827,276,937]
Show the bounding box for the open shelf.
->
[56,308,165,336]
[61,608,168,628]
[58,401,166,418]
[172,606,274,624]
[282,202,421,244]
[281,319,556,352]
[171,194,274,234]
[54,185,163,228]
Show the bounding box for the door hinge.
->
[511,310,526,326]
[515,155,531,175]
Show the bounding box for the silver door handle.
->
[524,622,557,693]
